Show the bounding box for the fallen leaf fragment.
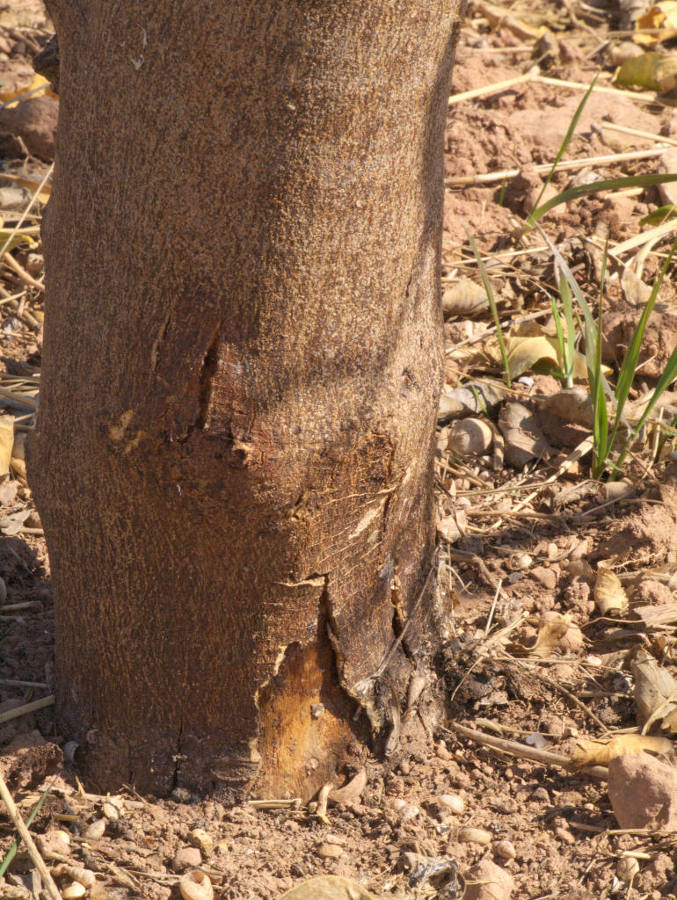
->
[442,277,488,317]
[572,733,673,768]
[505,335,587,380]
[632,649,677,733]
[525,612,584,658]
[635,2,677,46]
[615,51,677,92]
[594,567,629,615]
[329,768,367,805]
[498,401,550,468]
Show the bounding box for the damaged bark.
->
[31,0,464,798]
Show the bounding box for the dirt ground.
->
[1,1,677,899]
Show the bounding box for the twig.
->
[0,772,62,900]
[444,722,609,780]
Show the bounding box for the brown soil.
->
[1,2,677,899]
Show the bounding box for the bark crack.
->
[195,326,221,430]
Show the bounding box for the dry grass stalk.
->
[0,774,62,900]
[446,147,669,188]
[0,695,55,724]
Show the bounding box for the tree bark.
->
[31,0,463,799]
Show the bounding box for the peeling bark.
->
[31,0,464,798]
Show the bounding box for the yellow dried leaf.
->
[0,73,51,106]
[0,416,14,477]
[614,51,677,92]
[594,567,629,615]
[635,2,677,47]
[572,734,673,767]
[505,335,588,380]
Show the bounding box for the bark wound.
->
[254,575,364,800]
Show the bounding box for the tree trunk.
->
[31,0,463,800]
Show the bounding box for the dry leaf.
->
[0,415,14,477]
[527,612,584,657]
[329,768,367,805]
[505,335,588,380]
[572,734,673,767]
[632,649,677,734]
[442,278,488,318]
[498,402,550,468]
[614,51,677,92]
[594,567,629,615]
[635,2,677,46]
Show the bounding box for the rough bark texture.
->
[31,0,464,799]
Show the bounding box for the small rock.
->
[173,846,203,872]
[102,801,119,821]
[464,858,515,900]
[531,565,557,590]
[494,839,516,860]
[0,95,58,161]
[83,818,106,841]
[435,740,451,761]
[458,826,492,845]
[608,753,677,829]
[317,842,344,860]
[190,828,213,856]
[61,883,86,900]
[171,786,193,803]
[279,877,376,899]
[438,793,465,814]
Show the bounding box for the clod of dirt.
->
[608,752,677,829]
[498,402,550,468]
[602,303,677,381]
[0,95,57,161]
[464,858,515,900]
[595,502,677,565]
[173,846,202,872]
[279,876,376,899]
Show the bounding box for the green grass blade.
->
[608,240,677,456]
[0,789,50,877]
[591,255,609,477]
[551,295,567,380]
[527,75,597,222]
[466,228,512,388]
[529,172,677,227]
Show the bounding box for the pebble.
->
[317,842,344,859]
[102,801,119,821]
[173,846,203,872]
[494,839,516,860]
[458,826,492,845]
[464,858,515,900]
[435,740,451,761]
[438,793,465,814]
[61,883,86,900]
[608,753,677,829]
[190,828,213,856]
[83,818,106,841]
